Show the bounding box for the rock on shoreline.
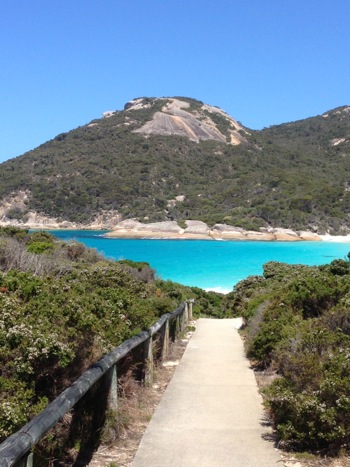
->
[104,220,323,241]
[2,215,348,241]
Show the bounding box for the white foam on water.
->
[205,286,232,295]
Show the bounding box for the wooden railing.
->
[0,300,193,467]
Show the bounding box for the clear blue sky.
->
[1,0,349,163]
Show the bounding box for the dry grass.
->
[281,454,350,467]
[88,328,193,467]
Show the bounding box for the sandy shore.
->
[319,234,350,242]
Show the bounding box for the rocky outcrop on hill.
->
[0,194,122,229]
[0,191,29,219]
[129,98,248,145]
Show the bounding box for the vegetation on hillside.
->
[1,99,350,233]
[227,258,350,453]
[0,227,227,448]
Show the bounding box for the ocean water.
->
[47,230,350,294]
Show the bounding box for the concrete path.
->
[132,318,281,466]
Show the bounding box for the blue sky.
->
[1,0,349,163]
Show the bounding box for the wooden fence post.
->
[176,313,181,335]
[143,335,154,385]
[106,364,118,412]
[188,299,194,320]
[161,320,170,360]
[183,302,189,327]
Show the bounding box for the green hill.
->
[1,98,350,233]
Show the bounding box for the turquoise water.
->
[48,230,350,293]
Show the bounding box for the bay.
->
[47,230,350,294]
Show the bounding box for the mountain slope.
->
[0,97,350,233]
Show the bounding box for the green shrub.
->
[27,241,55,254]
[230,259,350,453]
[326,259,350,276]
[28,231,54,244]
[265,338,350,452]
[0,227,29,239]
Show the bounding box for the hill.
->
[1,97,350,234]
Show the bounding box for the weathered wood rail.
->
[0,300,193,467]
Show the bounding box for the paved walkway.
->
[132,318,281,466]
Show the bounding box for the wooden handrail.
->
[0,301,192,466]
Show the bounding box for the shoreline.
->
[103,220,325,242]
[2,220,350,242]
[104,232,350,243]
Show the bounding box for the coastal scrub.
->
[231,259,350,453]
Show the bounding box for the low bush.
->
[231,258,350,453]
[27,241,55,254]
